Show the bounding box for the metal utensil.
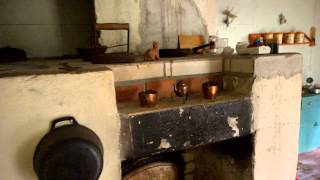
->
[173,81,189,103]
[309,88,320,94]
[202,81,219,99]
[138,90,158,107]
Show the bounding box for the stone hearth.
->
[0,53,302,180]
[118,53,302,180]
[120,93,251,159]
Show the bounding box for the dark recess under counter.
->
[119,93,253,160]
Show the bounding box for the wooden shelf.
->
[280,42,311,46]
[248,29,316,47]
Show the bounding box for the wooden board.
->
[95,23,129,30]
[178,35,204,49]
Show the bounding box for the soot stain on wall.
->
[138,0,208,53]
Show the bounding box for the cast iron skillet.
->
[33,116,104,180]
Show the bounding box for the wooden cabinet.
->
[299,94,320,153]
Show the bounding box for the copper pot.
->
[202,81,219,99]
[139,90,158,107]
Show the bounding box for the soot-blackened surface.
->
[123,99,252,159]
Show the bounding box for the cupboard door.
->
[300,95,320,153]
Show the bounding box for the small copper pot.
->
[202,81,219,99]
[139,90,158,107]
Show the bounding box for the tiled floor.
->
[298,148,320,180]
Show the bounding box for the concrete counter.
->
[118,53,303,180]
[0,64,121,180]
[0,53,303,180]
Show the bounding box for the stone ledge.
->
[107,53,301,84]
[108,62,165,82]
[0,59,112,78]
[106,55,223,83]
[171,59,222,76]
[254,54,302,78]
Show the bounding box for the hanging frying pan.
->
[33,116,104,180]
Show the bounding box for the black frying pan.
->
[159,42,214,57]
[33,116,104,180]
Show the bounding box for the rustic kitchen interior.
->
[0,0,320,180]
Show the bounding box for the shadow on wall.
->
[0,0,95,57]
[56,0,95,55]
[137,0,208,53]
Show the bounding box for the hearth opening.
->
[122,135,254,180]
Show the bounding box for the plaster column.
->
[252,54,302,180]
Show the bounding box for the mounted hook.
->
[279,13,287,25]
[222,7,237,27]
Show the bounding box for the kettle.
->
[173,80,189,103]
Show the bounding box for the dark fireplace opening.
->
[194,134,254,180]
[122,135,254,180]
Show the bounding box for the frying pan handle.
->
[50,116,79,131]
[192,42,215,53]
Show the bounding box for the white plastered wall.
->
[0,71,121,180]
[95,0,319,83]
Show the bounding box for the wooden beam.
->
[95,23,129,30]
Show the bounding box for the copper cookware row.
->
[138,80,219,107]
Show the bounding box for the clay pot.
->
[284,33,295,44]
[274,33,283,44]
[295,32,305,44]
[264,33,274,44]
